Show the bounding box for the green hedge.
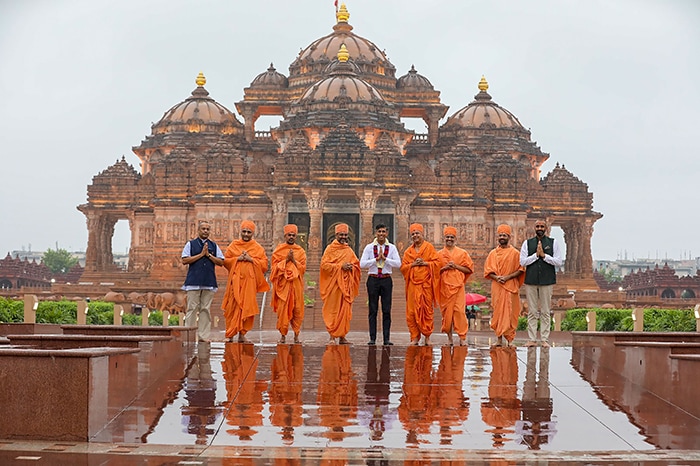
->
[560,308,696,332]
[0,299,179,326]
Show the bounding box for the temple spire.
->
[337,44,350,62]
[478,75,488,92]
[195,72,206,87]
[336,3,349,23]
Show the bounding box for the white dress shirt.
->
[360,239,402,275]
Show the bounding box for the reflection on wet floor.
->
[127,339,697,452]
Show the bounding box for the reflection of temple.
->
[78,4,601,294]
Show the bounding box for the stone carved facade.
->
[78,4,601,290]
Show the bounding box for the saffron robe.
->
[270,242,307,335]
[319,240,360,338]
[400,241,440,340]
[483,245,525,342]
[438,246,474,338]
[222,239,269,339]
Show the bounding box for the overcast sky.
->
[1,0,698,261]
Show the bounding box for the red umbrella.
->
[465,293,487,306]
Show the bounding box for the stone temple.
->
[78,4,601,302]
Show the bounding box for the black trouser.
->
[367,275,393,342]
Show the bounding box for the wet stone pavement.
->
[2,330,700,465]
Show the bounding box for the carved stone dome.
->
[445,77,524,129]
[289,4,396,79]
[396,65,434,90]
[299,52,386,104]
[250,63,289,89]
[300,73,385,104]
[152,73,242,135]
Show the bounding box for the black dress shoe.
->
[383,341,394,346]
[368,341,376,345]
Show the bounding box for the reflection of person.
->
[481,347,521,448]
[484,224,525,347]
[269,344,304,444]
[397,345,434,445]
[360,223,401,346]
[520,220,563,347]
[433,346,469,445]
[365,345,391,441]
[438,226,474,346]
[270,224,307,344]
[181,221,224,342]
[400,223,440,346]
[517,346,556,449]
[317,344,358,441]
[221,342,266,441]
[319,223,360,345]
[182,343,217,444]
[222,220,270,343]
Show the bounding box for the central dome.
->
[289,4,396,82]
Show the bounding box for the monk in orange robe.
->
[319,223,360,345]
[222,220,270,343]
[438,226,474,346]
[270,224,307,344]
[484,224,525,347]
[400,223,440,346]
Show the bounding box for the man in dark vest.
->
[519,220,563,347]
[182,221,224,342]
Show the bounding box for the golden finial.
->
[337,44,350,63]
[478,75,489,92]
[195,72,206,87]
[336,3,350,23]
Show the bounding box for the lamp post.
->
[586,311,596,332]
[23,294,38,324]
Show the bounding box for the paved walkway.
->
[1,330,699,465]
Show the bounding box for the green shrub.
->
[122,313,141,326]
[87,302,114,325]
[517,316,527,331]
[36,300,77,324]
[0,297,23,323]
[644,309,695,331]
[561,309,588,331]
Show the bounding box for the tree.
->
[43,248,78,274]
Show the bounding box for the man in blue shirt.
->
[182,221,224,342]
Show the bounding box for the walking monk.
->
[438,226,474,346]
[222,220,270,343]
[484,224,524,347]
[319,223,360,345]
[270,224,307,344]
[400,223,440,346]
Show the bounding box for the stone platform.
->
[0,329,699,465]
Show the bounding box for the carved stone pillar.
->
[563,223,581,278]
[267,189,289,244]
[357,188,382,248]
[392,191,417,255]
[83,210,101,272]
[579,219,595,279]
[303,188,327,276]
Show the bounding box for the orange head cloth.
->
[335,223,349,234]
[283,224,298,235]
[410,223,424,233]
[241,220,256,232]
[443,226,457,236]
[497,224,512,236]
